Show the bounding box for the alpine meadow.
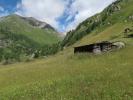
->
[0,0,133,100]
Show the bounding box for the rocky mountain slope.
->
[21,16,56,31]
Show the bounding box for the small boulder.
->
[113,42,125,49]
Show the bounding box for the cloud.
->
[0,6,9,17]
[0,6,4,12]
[65,0,116,32]
[16,0,115,33]
[16,0,66,29]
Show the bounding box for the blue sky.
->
[0,0,20,13]
[0,0,115,33]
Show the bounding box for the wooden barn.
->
[74,41,116,54]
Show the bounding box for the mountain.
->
[62,0,133,46]
[0,0,133,99]
[0,14,61,45]
[0,14,61,62]
[21,16,56,31]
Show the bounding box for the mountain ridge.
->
[1,14,58,32]
[62,0,133,47]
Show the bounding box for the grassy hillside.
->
[0,21,133,99]
[0,0,133,99]
[0,14,61,62]
[0,14,60,45]
[62,0,133,46]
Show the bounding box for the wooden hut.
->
[74,41,116,54]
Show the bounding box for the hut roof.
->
[74,41,111,48]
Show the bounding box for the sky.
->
[0,0,116,33]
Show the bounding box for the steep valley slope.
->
[0,14,61,62]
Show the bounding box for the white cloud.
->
[16,0,116,33]
[0,6,4,12]
[0,7,8,17]
[66,0,116,32]
[16,0,66,29]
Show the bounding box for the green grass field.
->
[0,0,133,99]
[0,21,133,99]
